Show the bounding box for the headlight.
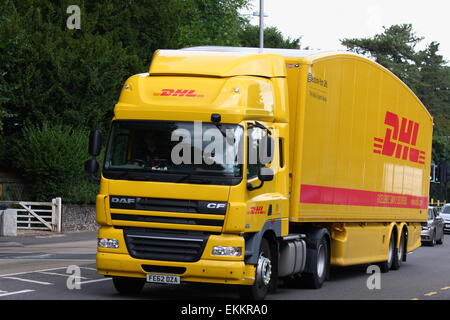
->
[98,238,119,249]
[212,246,242,257]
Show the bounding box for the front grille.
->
[111,214,223,226]
[110,196,227,215]
[124,228,210,262]
[110,196,227,231]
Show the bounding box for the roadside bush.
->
[12,122,97,203]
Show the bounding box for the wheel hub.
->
[256,255,272,286]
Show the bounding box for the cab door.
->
[244,122,289,237]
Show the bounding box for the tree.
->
[341,24,450,163]
[239,24,302,49]
[0,0,252,137]
[0,0,252,202]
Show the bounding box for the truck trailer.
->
[85,47,433,300]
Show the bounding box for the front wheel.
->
[430,231,436,247]
[112,276,146,295]
[239,238,274,300]
[436,233,444,245]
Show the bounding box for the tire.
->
[378,233,395,273]
[391,231,405,270]
[112,276,146,295]
[436,233,444,245]
[300,237,329,289]
[239,238,274,300]
[430,231,436,247]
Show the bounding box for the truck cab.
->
[87,48,294,299]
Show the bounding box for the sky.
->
[244,0,450,64]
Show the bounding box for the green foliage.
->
[0,0,252,136]
[12,123,97,203]
[341,24,450,163]
[0,0,306,203]
[239,24,301,49]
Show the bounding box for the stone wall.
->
[62,204,98,232]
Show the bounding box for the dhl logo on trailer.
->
[295,54,432,223]
[374,111,426,165]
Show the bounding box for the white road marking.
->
[0,290,34,297]
[0,266,67,278]
[3,277,53,285]
[80,267,97,271]
[79,278,112,285]
[37,271,89,279]
[13,254,54,259]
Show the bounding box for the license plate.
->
[146,274,180,284]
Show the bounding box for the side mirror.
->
[85,159,99,175]
[258,166,274,182]
[247,166,274,191]
[89,130,102,157]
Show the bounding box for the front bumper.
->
[96,226,255,286]
[97,252,254,285]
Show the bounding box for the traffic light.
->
[429,162,449,183]
[430,163,436,182]
[435,163,442,183]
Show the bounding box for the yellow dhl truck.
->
[85,47,432,299]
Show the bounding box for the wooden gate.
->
[11,198,62,232]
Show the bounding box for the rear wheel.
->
[391,231,405,270]
[300,237,329,289]
[112,276,146,295]
[379,233,395,273]
[239,238,274,300]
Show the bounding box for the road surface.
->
[1,231,449,300]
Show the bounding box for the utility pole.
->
[259,0,264,49]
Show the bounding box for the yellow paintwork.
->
[97,226,253,285]
[290,54,432,223]
[97,48,433,284]
[150,50,286,78]
[330,222,421,266]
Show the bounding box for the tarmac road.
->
[1,231,449,300]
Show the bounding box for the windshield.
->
[103,120,243,185]
[442,206,450,214]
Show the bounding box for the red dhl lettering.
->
[373,111,425,165]
[154,89,204,98]
[248,206,266,215]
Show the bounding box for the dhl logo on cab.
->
[154,89,204,98]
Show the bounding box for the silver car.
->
[440,204,450,234]
[421,206,444,246]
